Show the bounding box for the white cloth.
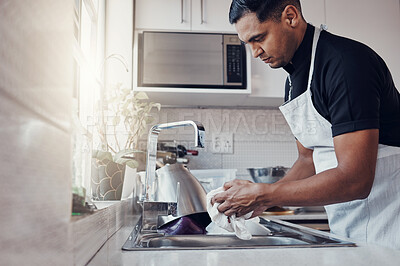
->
[206,187,259,240]
[279,25,400,249]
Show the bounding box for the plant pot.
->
[91,158,126,200]
[121,166,137,200]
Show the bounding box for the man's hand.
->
[211,179,269,218]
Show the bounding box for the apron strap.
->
[306,26,324,96]
[288,75,293,101]
[286,25,326,101]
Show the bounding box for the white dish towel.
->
[206,187,259,240]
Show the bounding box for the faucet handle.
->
[194,122,205,148]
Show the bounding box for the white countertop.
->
[88,215,400,266]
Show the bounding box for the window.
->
[72,0,105,208]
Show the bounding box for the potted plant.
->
[91,83,160,200]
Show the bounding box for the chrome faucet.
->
[141,120,205,231]
[143,120,205,201]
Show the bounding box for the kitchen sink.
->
[138,234,308,249]
[122,217,355,251]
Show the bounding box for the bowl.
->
[247,167,290,184]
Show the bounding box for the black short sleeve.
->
[324,43,382,137]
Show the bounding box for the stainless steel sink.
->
[122,217,355,251]
[138,234,309,249]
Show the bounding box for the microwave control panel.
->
[223,35,246,87]
[226,45,242,83]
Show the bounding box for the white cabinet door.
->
[325,0,400,88]
[191,0,236,32]
[135,0,191,30]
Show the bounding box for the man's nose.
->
[249,44,263,58]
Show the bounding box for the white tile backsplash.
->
[222,140,298,178]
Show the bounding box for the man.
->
[212,0,400,249]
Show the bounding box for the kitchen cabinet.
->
[135,0,235,32]
[191,0,235,32]
[135,0,191,31]
[325,0,400,88]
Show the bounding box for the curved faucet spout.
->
[143,120,205,201]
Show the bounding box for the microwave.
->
[137,32,247,89]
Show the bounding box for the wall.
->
[325,0,400,90]
[145,107,298,179]
[0,1,73,265]
[105,0,134,88]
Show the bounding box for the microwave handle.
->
[181,0,184,23]
[200,0,204,24]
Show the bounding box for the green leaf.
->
[112,116,121,126]
[121,109,130,117]
[114,152,140,169]
[135,91,149,100]
[145,116,155,124]
[121,87,130,95]
[113,149,136,161]
[153,103,161,111]
[92,150,113,161]
[125,160,139,169]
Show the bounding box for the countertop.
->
[88,214,400,266]
[263,209,328,221]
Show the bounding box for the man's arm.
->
[213,129,379,217]
[275,140,315,183]
[269,129,378,206]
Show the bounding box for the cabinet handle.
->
[200,0,204,24]
[181,0,184,23]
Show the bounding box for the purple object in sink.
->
[160,216,207,235]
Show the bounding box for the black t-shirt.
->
[283,24,400,147]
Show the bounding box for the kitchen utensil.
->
[154,163,209,227]
[263,206,295,215]
[247,166,290,184]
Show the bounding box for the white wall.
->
[105,0,134,89]
[0,1,73,265]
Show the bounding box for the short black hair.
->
[229,0,302,24]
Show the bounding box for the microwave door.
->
[140,32,223,87]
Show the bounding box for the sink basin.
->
[140,234,308,249]
[122,217,355,251]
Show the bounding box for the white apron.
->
[279,26,400,249]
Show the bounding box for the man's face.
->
[235,12,297,69]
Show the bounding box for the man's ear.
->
[282,5,300,27]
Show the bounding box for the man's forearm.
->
[275,156,315,184]
[266,166,370,207]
